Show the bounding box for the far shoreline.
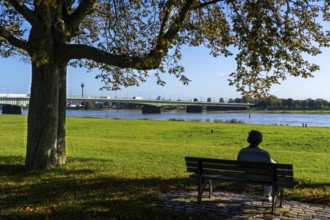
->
[65,108,330,114]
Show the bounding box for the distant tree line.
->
[223,95,330,110]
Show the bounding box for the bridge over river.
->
[0,96,253,114]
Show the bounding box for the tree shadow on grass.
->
[0,175,199,220]
[66,156,114,164]
[0,156,109,177]
[0,156,201,220]
[0,156,26,174]
[284,181,330,205]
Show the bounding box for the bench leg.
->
[279,188,284,207]
[197,176,203,204]
[197,178,213,203]
[208,179,213,198]
[197,190,202,204]
[271,186,276,214]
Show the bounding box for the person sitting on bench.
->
[237,130,275,202]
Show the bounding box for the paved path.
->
[158,190,330,219]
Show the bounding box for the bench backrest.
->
[185,157,297,187]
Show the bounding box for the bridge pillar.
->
[2,104,23,114]
[186,106,203,113]
[206,106,224,111]
[142,105,161,114]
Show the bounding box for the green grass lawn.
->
[0,115,329,219]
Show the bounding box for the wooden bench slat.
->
[276,164,293,169]
[189,169,274,182]
[194,174,273,184]
[186,157,276,168]
[275,181,299,188]
[276,170,294,176]
[188,163,274,174]
[186,168,274,177]
[201,162,273,170]
[186,167,199,173]
[202,170,246,179]
[277,176,295,183]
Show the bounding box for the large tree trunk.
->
[24,3,70,170]
[57,64,67,165]
[25,60,66,170]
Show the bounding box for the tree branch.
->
[66,0,98,35]
[230,1,250,36]
[65,1,197,70]
[158,0,174,37]
[194,0,223,9]
[64,44,161,70]
[7,0,37,25]
[152,0,195,58]
[0,25,28,51]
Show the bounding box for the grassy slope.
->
[0,115,329,219]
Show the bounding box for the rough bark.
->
[25,61,67,170]
[57,64,67,166]
[25,61,60,170]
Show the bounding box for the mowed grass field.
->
[0,115,329,219]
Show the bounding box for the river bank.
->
[67,107,330,114]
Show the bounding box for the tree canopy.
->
[1,0,329,96]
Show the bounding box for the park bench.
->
[185,156,300,214]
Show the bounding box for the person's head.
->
[247,130,263,146]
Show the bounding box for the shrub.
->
[225,119,245,124]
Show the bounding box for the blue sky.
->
[1,44,330,101]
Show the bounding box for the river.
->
[22,109,330,127]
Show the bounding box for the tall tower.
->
[81,82,85,97]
